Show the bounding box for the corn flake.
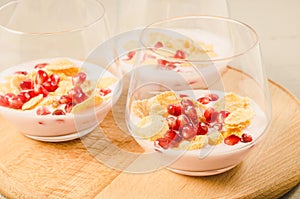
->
[214,92,250,112]
[22,94,43,110]
[132,99,150,118]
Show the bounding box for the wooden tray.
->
[0,79,299,199]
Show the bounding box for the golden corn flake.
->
[208,132,224,145]
[45,59,79,76]
[149,102,167,117]
[214,92,250,112]
[53,80,73,96]
[72,95,103,113]
[22,94,43,110]
[97,77,117,89]
[152,91,179,107]
[132,99,150,118]
[225,120,251,130]
[222,128,243,138]
[178,135,207,150]
[225,108,255,126]
[134,115,168,140]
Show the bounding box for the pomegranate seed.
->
[8,95,24,109]
[68,87,88,104]
[197,97,210,104]
[210,111,219,123]
[36,106,51,115]
[34,84,48,97]
[5,93,15,98]
[43,74,60,92]
[211,122,223,131]
[35,70,48,84]
[14,71,28,75]
[157,59,168,66]
[167,104,182,116]
[183,105,198,124]
[204,107,215,123]
[197,122,208,135]
[65,102,76,113]
[224,135,241,145]
[218,110,230,123]
[0,95,9,107]
[179,94,189,98]
[20,79,34,90]
[59,95,72,104]
[34,63,49,69]
[181,123,197,140]
[154,41,163,49]
[181,99,194,108]
[52,109,66,115]
[126,51,136,60]
[241,133,253,143]
[206,93,219,101]
[99,88,112,96]
[167,64,176,70]
[154,137,170,149]
[176,114,190,130]
[164,129,177,140]
[167,116,179,130]
[72,72,86,86]
[174,50,186,59]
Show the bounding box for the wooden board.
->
[0,77,300,198]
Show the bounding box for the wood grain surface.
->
[0,75,299,198]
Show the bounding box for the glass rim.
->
[141,15,259,63]
[0,0,105,35]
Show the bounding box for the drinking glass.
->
[125,16,272,176]
[0,0,123,142]
[101,0,230,35]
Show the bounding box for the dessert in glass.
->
[126,16,272,176]
[0,0,122,142]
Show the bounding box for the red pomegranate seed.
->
[58,95,72,104]
[197,122,208,135]
[197,97,210,104]
[183,105,198,124]
[43,74,60,92]
[14,71,28,75]
[8,95,24,109]
[154,41,163,49]
[176,114,190,130]
[65,102,76,113]
[211,122,223,131]
[67,87,88,104]
[167,104,182,116]
[35,70,49,84]
[164,129,177,140]
[36,106,51,115]
[204,107,215,123]
[157,59,168,66]
[154,137,170,149]
[72,72,86,86]
[174,50,186,59]
[181,123,197,140]
[210,111,219,123]
[34,63,49,69]
[99,88,112,96]
[179,94,189,98]
[0,95,9,107]
[218,110,230,123]
[206,93,219,101]
[224,135,241,145]
[34,84,48,97]
[167,116,179,130]
[126,51,136,60]
[181,99,194,108]
[52,109,66,115]
[20,79,34,90]
[241,133,253,143]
